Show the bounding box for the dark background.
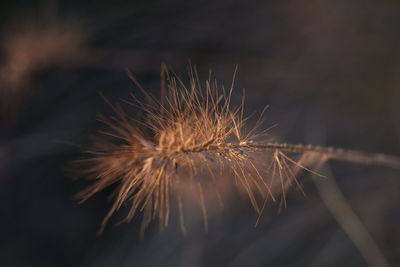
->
[1,1,400,266]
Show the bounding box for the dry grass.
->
[77,64,400,237]
[0,17,85,115]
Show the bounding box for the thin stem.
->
[177,142,400,169]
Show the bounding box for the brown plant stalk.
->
[77,64,400,236]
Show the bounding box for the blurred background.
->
[1,0,400,266]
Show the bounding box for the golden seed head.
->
[78,65,302,236]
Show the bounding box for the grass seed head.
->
[77,65,310,236]
[0,17,85,115]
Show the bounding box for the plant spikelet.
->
[78,65,271,234]
[77,65,400,236]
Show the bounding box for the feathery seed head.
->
[78,65,297,236]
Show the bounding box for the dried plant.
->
[77,65,400,236]
[0,17,85,115]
